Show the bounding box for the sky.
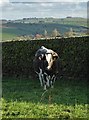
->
[0,0,88,20]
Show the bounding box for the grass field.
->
[2,33,16,41]
[1,22,87,41]
[2,77,88,119]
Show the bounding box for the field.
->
[1,21,88,41]
[2,33,16,41]
[2,77,88,119]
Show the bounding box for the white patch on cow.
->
[45,54,53,70]
[44,84,47,90]
[46,77,49,87]
[40,46,54,70]
[46,54,52,63]
[52,75,56,81]
[41,46,47,49]
[39,74,43,86]
[44,72,50,87]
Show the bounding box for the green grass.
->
[59,18,87,27]
[2,77,88,119]
[1,22,87,41]
[2,33,16,41]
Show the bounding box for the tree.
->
[64,28,76,37]
[44,30,48,38]
[52,28,61,37]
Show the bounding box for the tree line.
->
[13,27,87,41]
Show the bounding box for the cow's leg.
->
[44,73,50,87]
[38,73,43,86]
[42,73,47,90]
[43,79,47,90]
[52,75,56,83]
[38,68,43,86]
[50,80,54,88]
[44,84,47,90]
[47,78,49,87]
[35,71,43,86]
[50,75,56,88]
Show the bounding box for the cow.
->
[33,46,59,90]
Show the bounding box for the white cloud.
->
[1,2,87,19]
[10,0,88,2]
[40,3,53,7]
[0,0,10,19]
[0,0,9,5]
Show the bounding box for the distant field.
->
[13,17,87,27]
[2,33,16,41]
[58,18,87,27]
[1,22,88,41]
[2,77,88,119]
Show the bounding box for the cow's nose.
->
[46,66,52,70]
[38,54,44,60]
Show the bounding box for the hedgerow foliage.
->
[2,36,89,79]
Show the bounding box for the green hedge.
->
[2,36,89,79]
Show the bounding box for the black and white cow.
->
[33,46,59,90]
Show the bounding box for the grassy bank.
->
[2,77,88,119]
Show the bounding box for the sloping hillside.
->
[2,22,88,41]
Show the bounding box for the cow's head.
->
[45,49,59,70]
[35,46,59,71]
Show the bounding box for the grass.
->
[2,33,16,41]
[2,77,88,119]
[1,21,87,41]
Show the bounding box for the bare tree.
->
[64,28,76,37]
[52,28,61,37]
[44,30,48,38]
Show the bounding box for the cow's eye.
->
[43,56,46,60]
[53,55,58,60]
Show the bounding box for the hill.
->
[1,17,88,41]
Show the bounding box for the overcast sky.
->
[0,0,88,20]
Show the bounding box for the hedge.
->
[2,36,89,79]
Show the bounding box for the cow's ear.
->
[52,52,59,60]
